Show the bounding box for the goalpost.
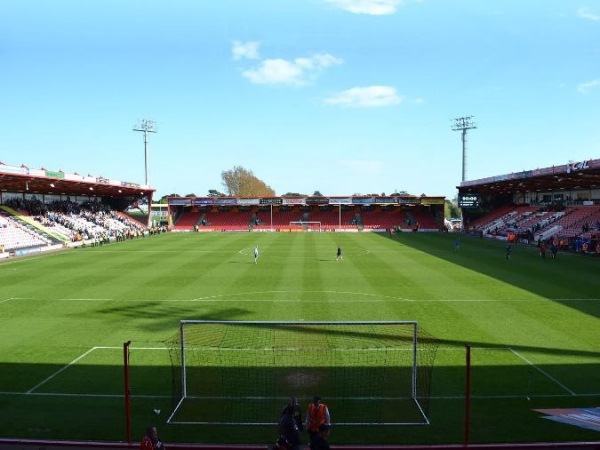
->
[289,221,322,232]
[166,320,438,427]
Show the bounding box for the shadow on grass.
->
[381,232,600,319]
[1,360,599,445]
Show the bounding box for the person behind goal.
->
[306,395,331,445]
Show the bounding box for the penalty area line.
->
[0,390,171,399]
[25,346,169,394]
[27,347,98,394]
[509,347,576,396]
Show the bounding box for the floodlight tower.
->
[451,116,477,182]
[133,119,157,186]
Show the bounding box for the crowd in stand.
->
[465,204,600,254]
[2,198,161,251]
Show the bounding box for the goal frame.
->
[289,220,322,232]
[167,320,435,427]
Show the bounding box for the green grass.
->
[1,232,599,445]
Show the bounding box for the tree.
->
[313,190,323,197]
[221,166,276,197]
[157,194,178,203]
[284,192,305,196]
[208,189,226,197]
[445,197,460,219]
[185,193,197,197]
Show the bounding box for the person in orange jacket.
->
[306,396,331,445]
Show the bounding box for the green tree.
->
[208,189,226,197]
[157,194,178,203]
[221,166,276,197]
[313,190,323,196]
[445,197,460,219]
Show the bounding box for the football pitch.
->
[1,231,599,446]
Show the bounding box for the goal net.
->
[289,221,322,232]
[166,320,438,427]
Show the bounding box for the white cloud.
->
[242,53,343,86]
[324,85,402,107]
[324,0,402,15]
[577,7,600,21]
[577,79,600,94]
[232,41,261,60]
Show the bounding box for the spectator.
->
[306,396,331,445]
[279,401,302,450]
[280,396,303,433]
[140,426,165,450]
[539,242,546,259]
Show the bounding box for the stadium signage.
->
[305,197,329,205]
[352,197,375,204]
[329,197,352,205]
[238,198,260,205]
[283,198,305,205]
[260,198,283,205]
[536,407,600,433]
[375,197,397,204]
[45,170,65,179]
[458,193,481,208]
[192,198,213,205]
[398,197,420,204]
[213,198,237,205]
[421,198,444,205]
[566,160,590,174]
[169,198,192,206]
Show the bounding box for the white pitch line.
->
[2,391,171,399]
[14,297,600,303]
[190,290,410,302]
[24,346,168,394]
[554,298,600,302]
[509,347,576,395]
[26,347,98,394]
[0,297,35,305]
[13,298,598,304]
[3,390,600,400]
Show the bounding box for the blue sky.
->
[1,0,599,200]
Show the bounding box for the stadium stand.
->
[467,204,600,251]
[173,211,202,231]
[0,214,52,251]
[0,198,150,254]
[165,200,445,233]
[359,205,407,230]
